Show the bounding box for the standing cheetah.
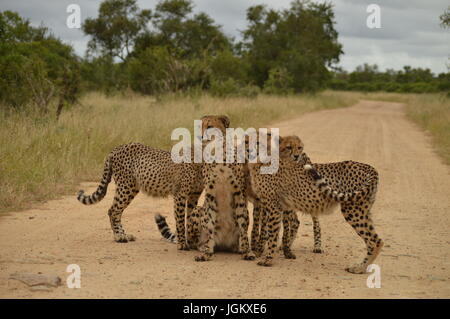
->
[77,115,238,247]
[249,135,383,273]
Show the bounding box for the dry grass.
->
[0,90,358,212]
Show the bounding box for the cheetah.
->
[153,116,260,255]
[193,115,256,262]
[245,133,323,256]
[155,203,241,252]
[76,132,211,249]
[249,135,383,274]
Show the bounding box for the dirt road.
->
[1,100,449,298]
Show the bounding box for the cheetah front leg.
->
[173,193,188,250]
[233,192,255,260]
[186,206,202,249]
[195,194,217,262]
[250,199,261,253]
[258,203,282,267]
[255,207,269,257]
[186,192,202,248]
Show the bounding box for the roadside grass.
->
[0,90,358,212]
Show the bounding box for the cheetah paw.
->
[345,264,367,274]
[195,253,212,262]
[257,257,273,267]
[243,252,256,261]
[313,248,323,254]
[177,242,190,251]
[283,249,296,259]
[114,233,136,243]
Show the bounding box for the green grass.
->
[0,90,358,212]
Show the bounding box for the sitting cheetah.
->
[155,203,241,252]
[76,131,210,249]
[193,115,255,261]
[249,135,383,274]
[153,116,261,255]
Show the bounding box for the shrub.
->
[263,67,294,95]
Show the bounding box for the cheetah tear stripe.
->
[77,156,112,205]
[154,214,177,243]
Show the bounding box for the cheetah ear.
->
[218,115,230,128]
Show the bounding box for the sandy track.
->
[1,100,449,298]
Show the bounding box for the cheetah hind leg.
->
[282,211,298,259]
[108,183,138,243]
[312,215,323,253]
[341,203,384,274]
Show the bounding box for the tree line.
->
[0,0,449,116]
[329,64,450,93]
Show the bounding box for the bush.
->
[209,78,260,98]
[263,67,294,95]
[239,84,260,98]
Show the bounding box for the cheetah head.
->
[200,115,230,143]
[279,135,305,163]
[200,115,230,135]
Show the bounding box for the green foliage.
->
[241,0,342,92]
[330,63,450,94]
[128,46,211,94]
[0,10,48,42]
[80,56,128,93]
[263,67,294,95]
[210,50,249,83]
[133,0,231,59]
[210,78,260,98]
[0,11,80,112]
[82,0,152,61]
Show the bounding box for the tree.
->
[82,0,152,61]
[440,6,450,28]
[0,11,80,114]
[0,10,48,42]
[241,0,343,92]
[134,0,231,59]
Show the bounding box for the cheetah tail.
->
[303,164,377,202]
[77,156,112,205]
[154,214,177,243]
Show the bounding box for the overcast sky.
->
[1,0,449,74]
